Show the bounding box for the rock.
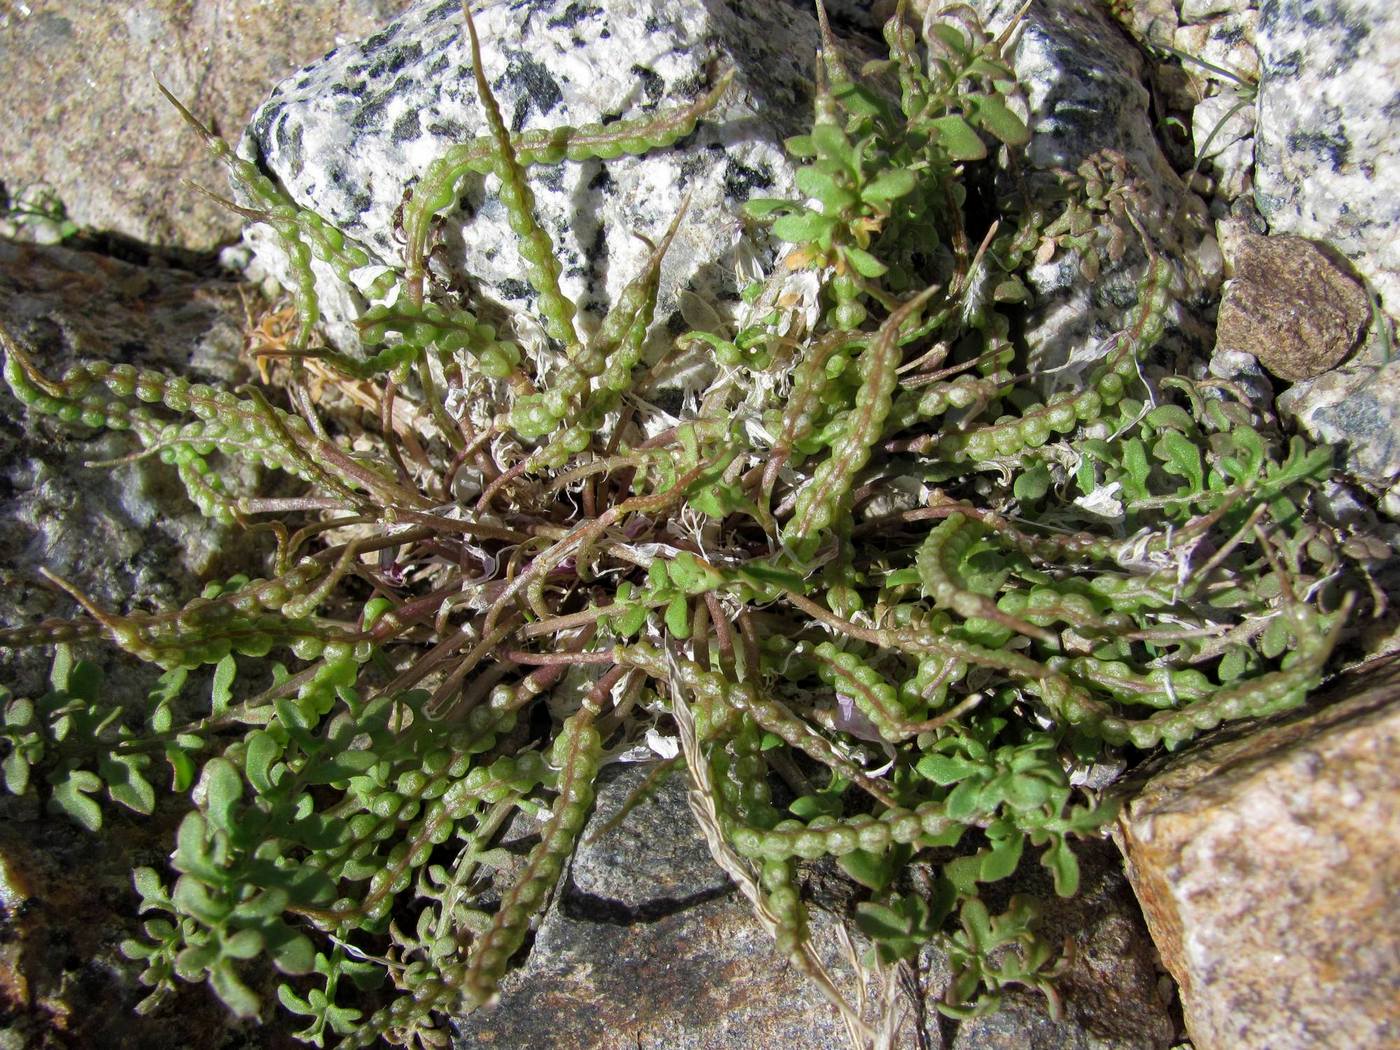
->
[952,838,1177,1050]
[1173,8,1261,92]
[0,238,254,695]
[237,0,827,357]
[1117,658,1400,1050]
[1179,0,1238,24]
[458,762,1177,1049]
[1191,95,1255,201]
[975,0,1210,374]
[0,793,294,1050]
[1216,233,1371,382]
[0,0,405,250]
[454,761,853,1049]
[1105,0,1179,49]
[1253,0,1400,322]
[1277,358,1400,517]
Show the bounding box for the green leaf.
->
[980,830,1025,881]
[743,198,796,219]
[784,133,817,158]
[199,757,243,833]
[166,746,197,793]
[4,697,34,728]
[221,928,265,960]
[3,751,30,796]
[269,932,316,975]
[838,848,897,891]
[968,93,1029,145]
[664,594,691,639]
[100,753,156,815]
[614,604,647,637]
[842,246,888,278]
[1145,404,1196,433]
[930,115,987,161]
[1041,836,1081,896]
[860,168,917,204]
[945,779,984,820]
[795,166,854,211]
[1013,462,1051,503]
[959,897,994,952]
[916,753,980,785]
[211,655,236,717]
[789,793,843,819]
[811,123,856,170]
[1119,438,1151,504]
[772,209,839,244]
[1154,431,1204,493]
[174,875,232,926]
[208,959,261,1019]
[669,552,725,595]
[1004,772,1053,811]
[929,23,970,56]
[245,731,280,795]
[48,767,103,831]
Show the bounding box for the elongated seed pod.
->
[939,253,1171,462]
[402,70,733,303]
[783,285,939,559]
[462,6,579,353]
[461,710,602,1006]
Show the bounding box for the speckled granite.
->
[1253,0,1400,320]
[237,0,827,355]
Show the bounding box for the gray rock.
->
[1117,658,1400,1050]
[1278,358,1400,517]
[0,0,407,250]
[457,762,1177,1049]
[237,0,825,358]
[455,762,853,1050]
[975,0,1211,375]
[0,241,279,1047]
[0,238,255,695]
[1253,0,1400,322]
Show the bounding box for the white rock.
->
[1192,94,1255,200]
[1179,0,1240,25]
[1253,0,1400,322]
[236,0,830,357]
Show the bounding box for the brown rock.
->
[1117,659,1400,1050]
[0,1,405,251]
[1216,233,1371,382]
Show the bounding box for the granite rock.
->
[1277,358,1400,517]
[1216,233,1371,381]
[1191,94,1255,201]
[1179,0,1238,24]
[1173,8,1261,90]
[1253,0,1400,322]
[1117,659,1400,1050]
[237,0,827,357]
[0,1,408,251]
